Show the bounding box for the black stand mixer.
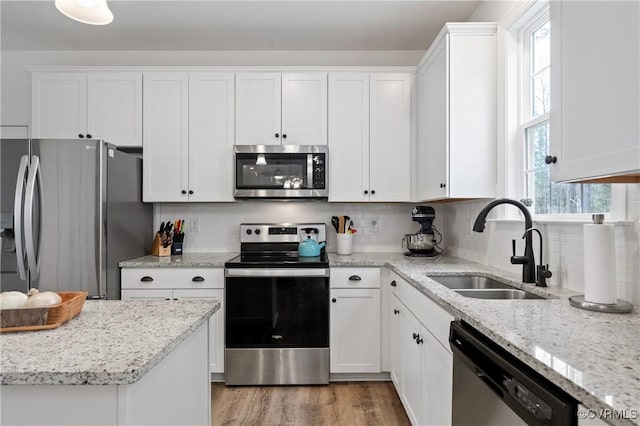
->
[402,206,443,257]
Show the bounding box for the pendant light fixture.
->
[55,0,114,25]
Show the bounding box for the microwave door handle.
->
[307,154,313,188]
[13,155,29,281]
[24,155,43,281]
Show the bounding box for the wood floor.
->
[212,382,410,426]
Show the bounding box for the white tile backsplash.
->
[154,202,444,254]
[441,191,640,306]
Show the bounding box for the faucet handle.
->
[536,264,552,287]
[510,239,529,265]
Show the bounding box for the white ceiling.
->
[0,0,481,51]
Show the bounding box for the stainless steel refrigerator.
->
[1,139,152,299]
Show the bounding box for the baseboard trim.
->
[330,372,391,382]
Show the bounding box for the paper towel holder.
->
[569,295,633,314]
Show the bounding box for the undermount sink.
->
[428,275,546,300]
[454,289,545,300]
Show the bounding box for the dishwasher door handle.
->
[475,368,503,398]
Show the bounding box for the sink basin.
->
[429,275,514,290]
[428,275,547,300]
[454,289,545,300]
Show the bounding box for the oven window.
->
[226,277,329,348]
[236,153,308,189]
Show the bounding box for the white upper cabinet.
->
[549,1,640,183]
[32,71,142,147]
[369,73,412,202]
[416,23,497,201]
[188,73,235,202]
[143,72,235,202]
[328,73,412,202]
[328,73,370,202]
[235,72,327,146]
[235,73,282,145]
[282,73,328,145]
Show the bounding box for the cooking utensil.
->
[331,216,339,233]
[338,216,345,234]
[159,221,165,233]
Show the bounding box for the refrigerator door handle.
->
[13,155,29,281]
[24,155,43,281]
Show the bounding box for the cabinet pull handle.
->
[332,298,337,303]
[192,276,205,282]
[371,190,375,195]
[412,332,418,340]
[188,190,194,195]
[173,298,178,301]
[348,275,362,281]
[393,309,399,315]
[545,155,557,164]
[78,134,84,139]
[364,190,369,195]
[282,133,287,139]
[140,276,154,282]
[417,337,423,344]
[440,183,446,188]
[181,190,187,195]
[275,133,280,138]
[86,134,92,139]
[390,280,397,287]
[165,298,170,301]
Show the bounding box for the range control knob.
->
[246,229,252,235]
[255,229,261,235]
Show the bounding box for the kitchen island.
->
[1,299,220,426]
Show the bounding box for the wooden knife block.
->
[151,233,171,257]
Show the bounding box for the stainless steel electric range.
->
[224,223,329,385]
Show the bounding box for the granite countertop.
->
[119,253,237,268]
[118,251,639,424]
[0,299,220,386]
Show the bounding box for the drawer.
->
[396,276,454,351]
[121,268,224,289]
[330,268,380,289]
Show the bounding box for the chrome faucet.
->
[522,228,553,287]
[472,198,536,284]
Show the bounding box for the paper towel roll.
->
[583,223,617,304]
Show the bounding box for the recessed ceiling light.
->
[55,0,114,26]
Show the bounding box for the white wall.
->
[155,202,444,254]
[0,49,424,126]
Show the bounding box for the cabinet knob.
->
[275,133,280,138]
[78,134,85,139]
[192,276,205,282]
[371,190,376,195]
[140,276,154,282]
[86,134,92,139]
[165,298,170,301]
[173,298,178,301]
[545,155,557,164]
[188,190,194,195]
[412,332,418,340]
[282,133,287,139]
[390,280,397,287]
[417,337,423,344]
[332,298,337,303]
[181,190,187,195]
[393,309,399,315]
[440,183,446,188]
[364,190,369,195]
[348,275,362,281]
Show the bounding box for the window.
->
[520,11,611,216]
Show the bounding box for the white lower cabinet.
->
[330,268,381,374]
[389,271,453,426]
[121,268,224,375]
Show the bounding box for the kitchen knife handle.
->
[348,275,362,281]
[13,156,29,281]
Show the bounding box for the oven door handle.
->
[225,268,330,278]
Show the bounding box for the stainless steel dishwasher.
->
[449,321,578,426]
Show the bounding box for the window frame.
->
[505,1,625,221]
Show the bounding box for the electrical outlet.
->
[190,217,200,233]
[370,218,379,233]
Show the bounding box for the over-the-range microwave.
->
[234,145,328,199]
